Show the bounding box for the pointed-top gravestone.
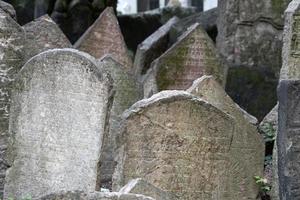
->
[113,90,239,199]
[0,8,25,198]
[75,7,133,70]
[187,76,264,199]
[23,15,72,61]
[4,49,113,199]
[96,55,142,189]
[133,16,179,77]
[143,23,227,98]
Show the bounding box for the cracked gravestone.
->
[75,7,132,69]
[143,23,226,98]
[3,49,113,199]
[23,14,72,61]
[97,55,142,189]
[113,90,237,199]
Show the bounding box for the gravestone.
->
[133,16,179,77]
[277,80,300,200]
[75,7,133,69]
[119,178,174,200]
[113,90,241,199]
[39,191,155,200]
[143,23,226,98]
[4,49,113,199]
[23,15,72,61]
[0,8,26,198]
[187,76,264,199]
[97,55,142,189]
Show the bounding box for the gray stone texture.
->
[0,1,16,20]
[75,7,133,70]
[38,191,155,200]
[133,16,179,77]
[97,55,142,189]
[277,80,300,200]
[113,90,263,199]
[3,49,113,199]
[119,178,174,200]
[143,23,227,98]
[0,8,26,199]
[187,76,264,200]
[23,14,72,61]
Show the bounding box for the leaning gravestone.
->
[75,7,133,69]
[97,55,142,189]
[277,80,300,200]
[4,49,113,199]
[133,16,179,77]
[187,76,264,200]
[23,14,72,61]
[0,8,25,198]
[143,23,226,98]
[113,91,239,199]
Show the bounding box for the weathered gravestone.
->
[277,80,300,200]
[187,76,264,200]
[38,191,155,200]
[3,49,113,199]
[143,23,226,98]
[0,8,26,198]
[133,16,179,77]
[119,178,174,200]
[23,14,72,61]
[113,90,243,199]
[75,7,133,69]
[97,55,142,189]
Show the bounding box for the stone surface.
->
[143,23,226,98]
[75,7,133,69]
[97,55,142,189]
[39,191,155,200]
[281,0,300,79]
[119,178,173,200]
[0,1,16,20]
[0,8,26,199]
[113,90,263,199]
[187,76,264,199]
[4,49,113,199]
[134,16,179,77]
[23,14,72,61]
[187,75,258,125]
[277,80,300,200]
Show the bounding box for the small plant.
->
[254,176,271,193]
[260,122,276,142]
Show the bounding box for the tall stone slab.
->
[0,8,26,199]
[97,55,142,189]
[187,76,264,200]
[75,7,133,69]
[23,15,72,61]
[281,0,300,79]
[113,91,243,199]
[277,80,300,200]
[143,23,226,98]
[133,16,179,77]
[4,49,113,199]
